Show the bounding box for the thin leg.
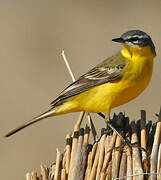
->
[103,113,132,147]
[97,112,148,151]
[105,121,131,147]
[97,112,105,119]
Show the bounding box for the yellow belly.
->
[55,53,154,116]
[70,56,153,113]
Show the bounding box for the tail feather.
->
[4,108,55,137]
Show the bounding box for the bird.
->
[5,30,156,137]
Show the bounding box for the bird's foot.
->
[106,121,132,147]
[103,112,132,148]
[98,112,148,151]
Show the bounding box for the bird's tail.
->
[4,108,56,137]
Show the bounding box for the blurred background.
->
[1,0,161,179]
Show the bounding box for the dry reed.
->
[25,108,161,180]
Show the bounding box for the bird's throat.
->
[121,45,155,61]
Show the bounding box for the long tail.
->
[4,108,56,137]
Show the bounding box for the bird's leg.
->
[98,112,132,147]
[106,121,131,147]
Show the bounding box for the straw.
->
[87,113,98,142]
[119,148,127,178]
[39,174,43,180]
[61,169,67,180]
[40,165,48,180]
[65,134,72,175]
[54,149,61,180]
[31,172,38,180]
[106,161,112,180]
[85,152,92,179]
[113,135,122,179]
[125,132,132,180]
[25,108,161,180]
[102,132,117,172]
[157,143,161,180]
[85,142,98,179]
[131,121,144,180]
[48,164,56,180]
[96,134,106,179]
[71,128,84,180]
[89,141,101,180]
[100,172,107,180]
[150,107,161,180]
[26,173,31,180]
[68,112,84,179]
[62,151,66,170]
[140,110,148,174]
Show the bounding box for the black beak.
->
[112,37,124,43]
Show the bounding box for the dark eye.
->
[129,37,139,41]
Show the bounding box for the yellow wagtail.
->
[5,30,156,137]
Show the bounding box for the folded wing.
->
[51,52,126,107]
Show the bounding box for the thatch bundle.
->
[26,108,161,180]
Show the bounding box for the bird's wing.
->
[51,52,127,107]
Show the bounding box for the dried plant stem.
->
[105,134,111,155]
[25,108,161,180]
[85,142,98,179]
[65,134,72,175]
[100,172,106,180]
[157,143,161,180]
[113,135,122,178]
[39,174,43,180]
[89,141,101,180]
[83,125,90,145]
[126,133,132,180]
[85,152,92,179]
[31,172,38,180]
[140,110,148,174]
[62,151,66,169]
[40,165,48,180]
[106,161,112,180]
[71,128,84,180]
[68,112,84,179]
[54,149,61,180]
[61,169,67,180]
[150,120,161,180]
[48,164,56,180]
[102,132,117,172]
[61,51,75,82]
[131,121,144,180]
[26,173,31,180]
[96,134,106,179]
[119,148,127,178]
[87,113,98,141]
[140,110,147,150]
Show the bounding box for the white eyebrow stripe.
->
[131,35,148,39]
[125,34,149,40]
[133,35,148,38]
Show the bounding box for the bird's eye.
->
[129,37,139,41]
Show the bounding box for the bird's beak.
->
[112,37,124,43]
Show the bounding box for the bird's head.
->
[112,30,156,57]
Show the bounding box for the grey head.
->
[112,30,156,54]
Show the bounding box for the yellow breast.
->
[55,45,155,115]
[110,45,154,108]
[77,45,154,113]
